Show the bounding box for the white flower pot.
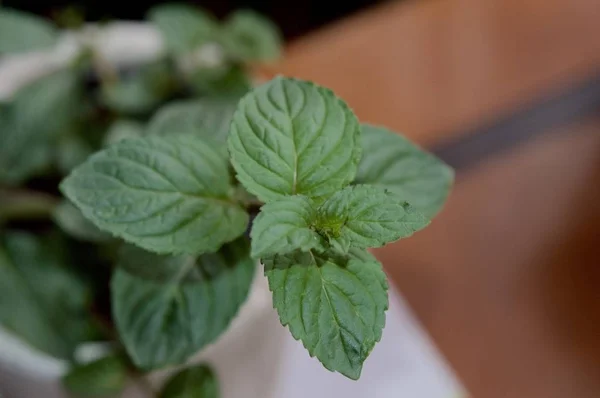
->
[0,21,466,398]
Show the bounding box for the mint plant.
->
[0,4,453,396]
[60,76,453,381]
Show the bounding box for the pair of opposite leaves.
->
[61,76,453,380]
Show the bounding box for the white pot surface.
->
[0,22,466,398]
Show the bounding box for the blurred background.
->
[2,0,600,397]
[3,0,387,40]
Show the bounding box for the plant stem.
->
[0,188,59,223]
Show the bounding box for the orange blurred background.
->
[265,0,600,396]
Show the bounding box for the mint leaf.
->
[0,70,81,184]
[52,200,112,243]
[117,243,195,282]
[220,10,282,62]
[188,64,251,97]
[148,4,218,55]
[355,124,454,218]
[60,135,248,255]
[103,119,144,146]
[11,70,82,138]
[0,232,95,359]
[160,364,219,398]
[250,195,324,259]
[228,77,361,203]
[0,9,58,54]
[316,185,429,252]
[147,96,240,144]
[101,61,176,115]
[55,133,93,174]
[112,238,255,369]
[264,249,388,380]
[62,354,128,397]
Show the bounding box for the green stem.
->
[0,188,59,223]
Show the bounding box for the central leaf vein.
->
[317,266,354,368]
[234,126,290,183]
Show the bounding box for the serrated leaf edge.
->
[263,252,389,380]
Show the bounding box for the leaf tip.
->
[340,364,363,381]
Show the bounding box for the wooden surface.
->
[267,0,600,145]
[266,0,600,396]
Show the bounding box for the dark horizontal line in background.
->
[431,71,600,172]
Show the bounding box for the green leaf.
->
[55,133,94,174]
[355,124,454,218]
[188,64,251,97]
[60,135,249,255]
[62,354,128,397]
[160,364,219,398]
[250,195,324,259]
[52,200,112,243]
[316,185,429,252]
[148,4,218,55]
[0,232,95,359]
[0,8,59,54]
[117,243,202,283]
[112,238,255,369]
[0,70,82,184]
[220,10,283,62]
[103,119,144,146]
[228,77,361,203]
[147,96,240,144]
[101,61,176,115]
[264,249,388,380]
